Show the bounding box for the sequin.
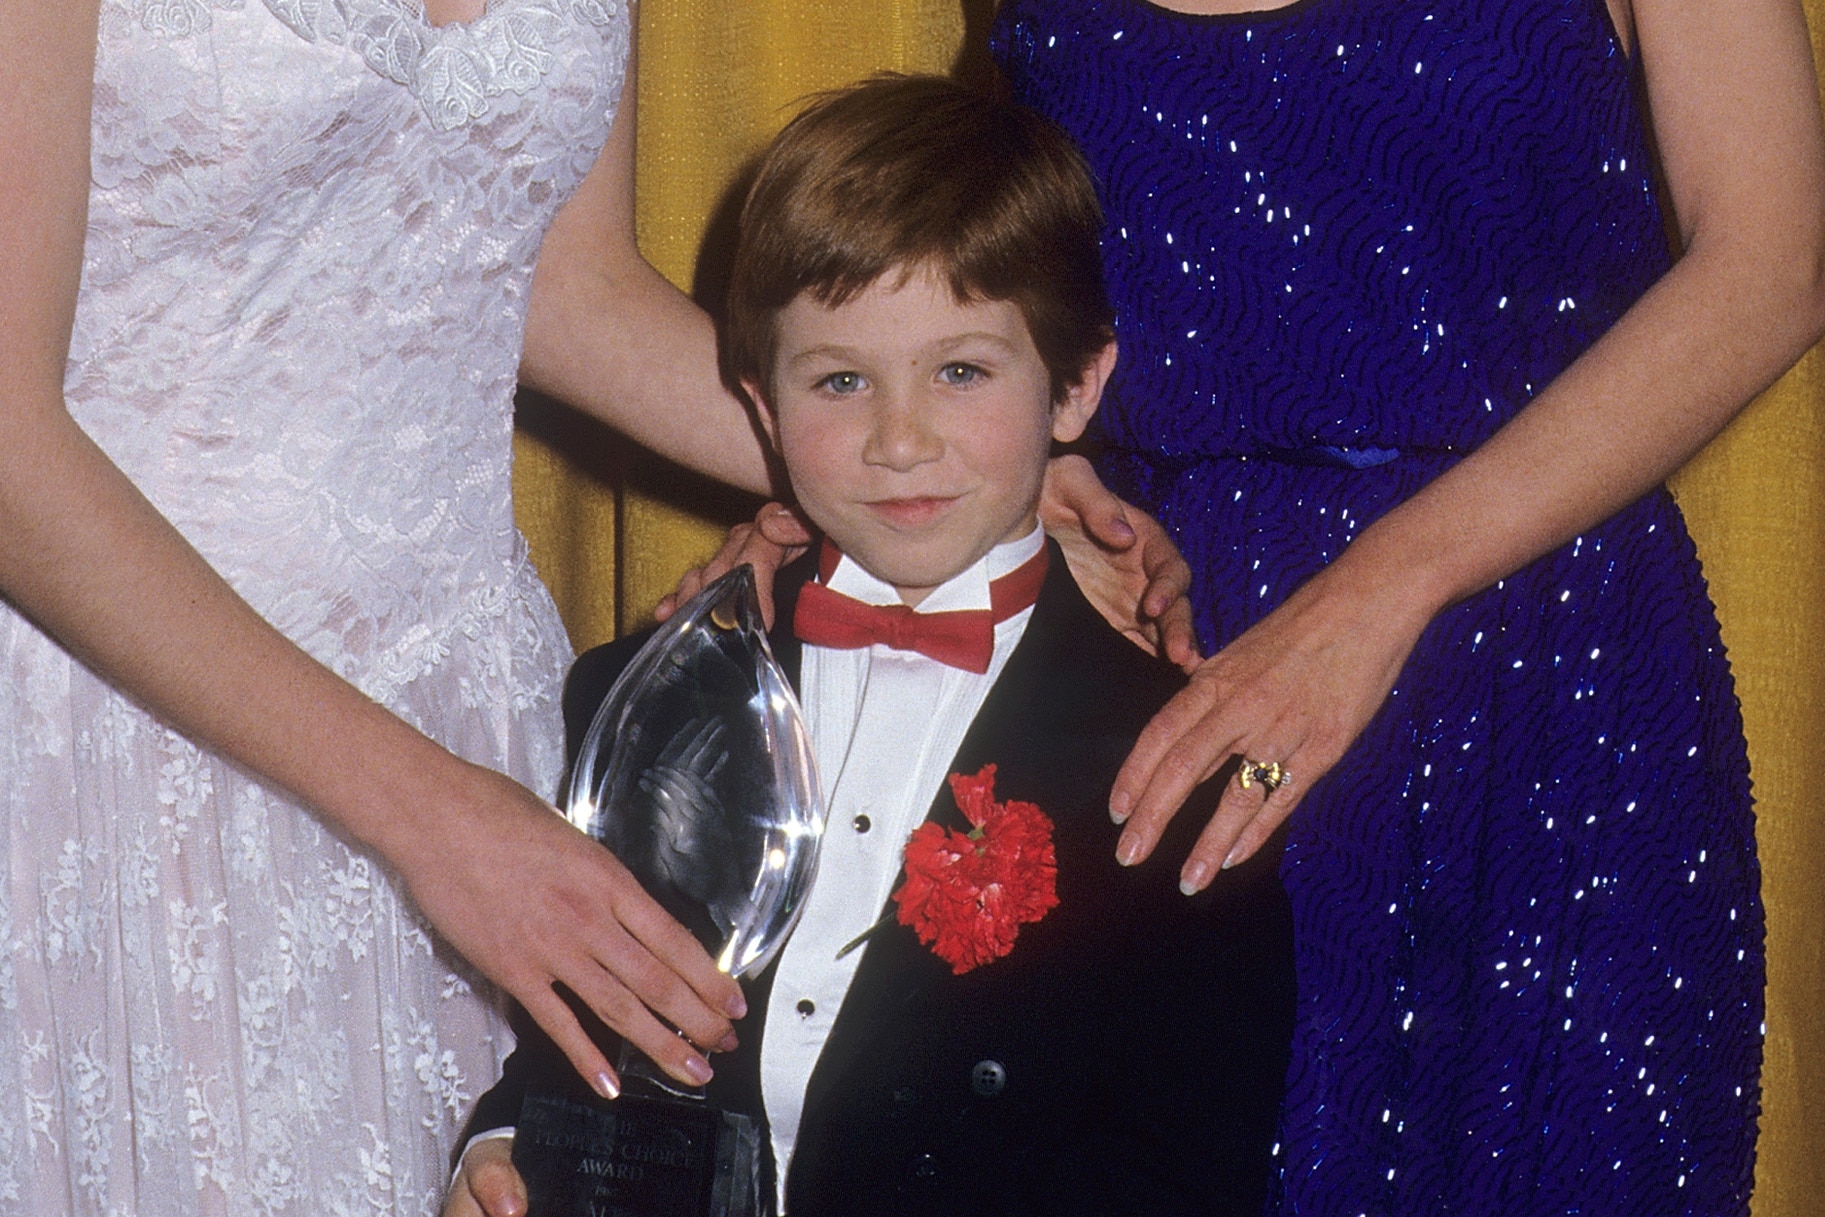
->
[994,1,1762,1213]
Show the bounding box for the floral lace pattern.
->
[260,0,623,131]
[1,0,627,1211]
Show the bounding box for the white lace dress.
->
[0,1,628,1211]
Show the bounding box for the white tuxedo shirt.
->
[762,526,1044,1211]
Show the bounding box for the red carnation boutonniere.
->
[891,764,1060,976]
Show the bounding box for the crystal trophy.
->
[514,566,824,1217]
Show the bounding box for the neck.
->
[824,526,1046,610]
[894,584,937,609]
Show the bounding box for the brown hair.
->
[725,74,1114,403]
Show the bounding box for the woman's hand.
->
[1040,455,1198,668]
[443,1136,525,1217]
[399,763,746,1097]
[653,503,813,627]
[1109,549,1433,893]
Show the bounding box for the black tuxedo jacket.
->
[467,547,1295,1216]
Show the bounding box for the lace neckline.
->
[136,0,622,131]
[269,0,621,129]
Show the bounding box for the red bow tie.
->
[792,542,1049,674]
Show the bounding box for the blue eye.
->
[819,371,864,395]
[939,362,984,386]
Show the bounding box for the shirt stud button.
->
[971,1060,1007,1097]
[852,814,872,833]
[911,1152,938,1180]
[796,999,816,1017]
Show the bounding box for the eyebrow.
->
[783,332,1021,368]
[784,344,864,368]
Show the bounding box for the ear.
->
[743,377,782,451]
[1050,339,1117,445]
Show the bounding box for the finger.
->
[1113,702,1247,868]
[553,847,742,1052]
[601,848,746,1019]
[552,946,723,1088]
[1043,455,1139,548]
[724,514,806,629]
[1158,597,1201,671]
[469,1144,528,1217]
[1109,673,1227,825]
[584,931,737,1061]
[1218,786,1298,872]
[563,855,743,1037]
[728,533,783,628]
[755,503,814,547]
[657,522,759,623]
[674,567,708,606]
[520,983,622,1101]
[559,895,737,1053]
[1081,497,1137,549]
[654,570,707,624]
[754,582,776,631]
[605,981,721,1088]
[746,508,815,629]
[613,886,747,1027]
[1068,475,1139,552]
[1221,743,1339,871]
[1177,757,1301,894]
[1140,556,1190,623]
[1135,517,1192,621]
[1113,725,1234,868]
[442,1173,481,1217]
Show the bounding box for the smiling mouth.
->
[864,496,961,527]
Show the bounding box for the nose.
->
[861,389,942,472]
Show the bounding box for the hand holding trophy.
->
[514,567,824,1217]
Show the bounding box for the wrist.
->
[1319,518,1455,645]
[310,702,482,871]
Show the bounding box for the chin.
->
[844,539,979,595]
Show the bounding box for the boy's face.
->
[751,268,1112,606]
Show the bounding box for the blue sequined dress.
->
[993,2,1763,1212]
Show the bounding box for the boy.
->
[449,74,1293,1217]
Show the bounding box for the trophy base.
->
[514,1087,761,1217]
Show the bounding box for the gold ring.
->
[1238,758,1290,794]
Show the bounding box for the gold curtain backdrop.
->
[512,2,1825,1210]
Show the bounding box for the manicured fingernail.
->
[1180,861,1210,895]
[716,1032,740,1054]
[1111,517,1136,540]
[593,1071,621,1100]
[683,1056,714,1086]
[726,993,748,1019]
[1116,833,1142,866]
[1109,793,1132,824]
[1221,843,1245,870]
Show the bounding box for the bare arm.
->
[1112,0,1825,890]
[520,33,773,494]
[0,0,740,1091]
